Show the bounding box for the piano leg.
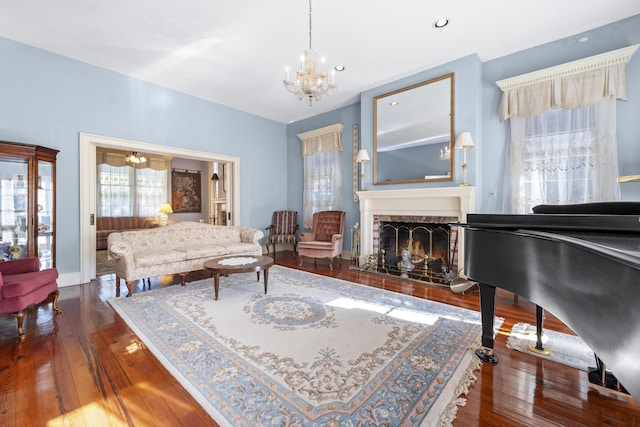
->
[529,305,550,355]
[475,283,499,363]
[588,356,629,394]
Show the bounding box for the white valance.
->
[297,123,344,156]
[497,44,638,122]
[96,149,172,171]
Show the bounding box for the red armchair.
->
[0,257,62,339]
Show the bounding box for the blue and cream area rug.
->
[108,266,497,426]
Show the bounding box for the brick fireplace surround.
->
[356,187,475,279]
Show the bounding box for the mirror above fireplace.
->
[373,73,455,185]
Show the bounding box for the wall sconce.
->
[355,149,370,191]
[211,173,220,198]
[454,132,474,186]
[158,203,173,226]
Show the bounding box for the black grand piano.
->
[463,202,640,402]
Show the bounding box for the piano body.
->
[463,202,640,402]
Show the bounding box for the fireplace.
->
[375,216,458,284]
[357,187,475,285]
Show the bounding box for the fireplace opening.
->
[371,217,458,285]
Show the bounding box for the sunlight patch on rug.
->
[507,322,595,371]
[108,265,500,426]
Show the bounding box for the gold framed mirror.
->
[374,73,454,185]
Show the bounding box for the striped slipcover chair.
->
[265,211,299,257]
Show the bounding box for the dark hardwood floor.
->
[1,251,639,426]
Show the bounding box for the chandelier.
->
[125,152,147,165]
[283,0,337,107]
[439,145,450,160]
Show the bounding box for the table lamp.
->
[159,203,173,226]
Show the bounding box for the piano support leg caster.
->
[475,347,498,363]
[588,357,629,395]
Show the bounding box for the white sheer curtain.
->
[96,149,171,218]
[504,98,620,213]
[303,150,342,228]
[299,124,344,229]
[97,165,168,217]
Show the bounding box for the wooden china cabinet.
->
[0,140,58,269]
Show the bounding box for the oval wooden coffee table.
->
[203,255,274,300]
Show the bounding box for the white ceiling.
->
[0,1,638,124]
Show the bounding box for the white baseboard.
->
[58,271,83,287]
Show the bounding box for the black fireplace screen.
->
[377,221,457,285]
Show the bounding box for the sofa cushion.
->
[134,250,187,268]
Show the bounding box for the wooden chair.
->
[297,210,346,270]
[265,211,299,257]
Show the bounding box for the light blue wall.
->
[286,15,640,243]
[2,15,638,276]
[0,37,288,275]
[286,54,482,239]
[286,104,361,235]
[482,14,640,211]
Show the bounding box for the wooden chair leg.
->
[125,281,135,297]
[49,289,63,314]
[13,311,26,339]
[329,257,334,270]
[178,272,189,286]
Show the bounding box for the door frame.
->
[79,132,240,283]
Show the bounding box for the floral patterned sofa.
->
[107,222,263,296]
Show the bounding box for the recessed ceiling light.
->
[334,65,345,72]
[389,101,399,106]
[579,37,589,43]
[433,18,449,29]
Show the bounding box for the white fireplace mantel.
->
[356,187,475,275]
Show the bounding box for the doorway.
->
[79,133,240,283]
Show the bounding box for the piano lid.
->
[466,213,640,233]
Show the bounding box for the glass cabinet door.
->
[0,156,29,261]
[37,160,54,269]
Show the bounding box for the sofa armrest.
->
[300,232,316,242]
[239,227,264,244]
[0,257,40,275]
[107,233,129,260]
[331,234,343,243]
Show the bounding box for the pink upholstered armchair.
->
[297,210,346,270]
[0,257,62,339]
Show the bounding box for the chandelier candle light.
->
[283,0,337,106]
[455,132,474,186]
[125,152,147,165]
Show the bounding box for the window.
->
[97,164,168,217]
[497,48,633,214]
[298,124,344,228]
[505,98,619,213]
[302,150,341,228]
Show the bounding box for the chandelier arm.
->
[308,0,312,50]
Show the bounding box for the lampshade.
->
[356,149,370,163]
[454,132,474,149]
[211,173,220,181]
[159,203,173,214]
